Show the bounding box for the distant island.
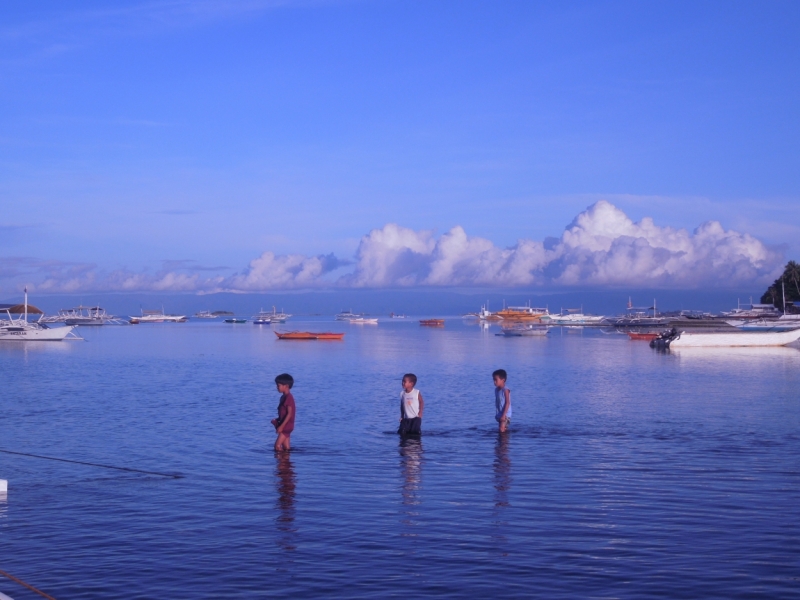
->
[211,310,234,316]
[761,260,800,313]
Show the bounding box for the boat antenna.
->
[24,286,28,323]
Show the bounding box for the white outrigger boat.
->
[349,317,378,325]
[40,305,127,326]
[129,309,187,324]
[336,309,364,321]
[0,289,79,341]
[542,307,606,325]
[651,327,800,348]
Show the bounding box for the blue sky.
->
[1,1,798,293]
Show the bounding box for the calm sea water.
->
[1,319,799,599]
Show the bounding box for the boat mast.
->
[783,280,787,316]
[24,286,28,323]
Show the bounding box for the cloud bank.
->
[0,202,783,294]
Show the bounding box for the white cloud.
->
[0,201,784,295]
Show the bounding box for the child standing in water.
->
[271,373,295,451]
[493,369,511,433]
[398,373,424,436]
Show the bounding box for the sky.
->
[1,0,799,295]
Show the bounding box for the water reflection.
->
[493,433,512,552]
[274,453,296,551]
[399,437,423,533]
[0,492,7,526]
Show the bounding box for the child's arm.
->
[276,403,294,434]
[418,392,424,419]
[500,389,510,420]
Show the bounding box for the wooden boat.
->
[420,319,445,327]
[628,332,659,341]
[494,306,548,322]
[274,331,345,340]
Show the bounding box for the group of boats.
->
[3,288,800,347]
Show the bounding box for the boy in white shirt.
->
[398,373,424,436]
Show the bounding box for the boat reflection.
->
[399,437,423,533]
[274,453,297,551]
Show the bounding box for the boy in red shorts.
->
[271,373,295,451]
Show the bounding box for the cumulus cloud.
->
[0,201,784,295]
[221,252,343,291]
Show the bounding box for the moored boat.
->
[193,311,218,319]
[494,305,548,322]
[336,309,363,321]
[350,317,378,324]
[628,332,659,341]
[130,309,187,324]
[41,305,127,326]
[275,331,345,340]
[543,308,606,325]
[0,290,79,341]
[420,319,445,327]
[224,318,247,323]
[650,327,800,348]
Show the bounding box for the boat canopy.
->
[1,303,44,314]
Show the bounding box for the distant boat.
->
[651,328,800,348]
[721,299,782,320]
[265,306,291,323]
[40,305,127,326]
[420,319,445,327]
[275,331,344,340]
[465,304,503,321]
[193,311,218,319]
[252,310,273,325]
[390,312,406,319]
[224,318,247,323]
[130,309,187,324]
[494,303,548,322]
[350,318,378,324]
[543,308,606,325]
[336,309,363,321]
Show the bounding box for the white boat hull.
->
[0,324,76,341]
[670,329,800,347]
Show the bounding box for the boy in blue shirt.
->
[493,369,511,432]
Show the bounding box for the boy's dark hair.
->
[275,373,294,389]
[492,369,507,381]
[402,373,417,385]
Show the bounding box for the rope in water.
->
[0,449,183,479]
[0,569,57,600]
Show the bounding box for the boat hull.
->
[669,329,800,347]
[275,331,344,340]
[420,319,445,327]
[0,324,76,341]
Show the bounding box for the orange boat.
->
[274,331,345,340]
[420,319,445,327]
[628,332,659,341]
[494,305,548,322]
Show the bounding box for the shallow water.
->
[1,320,799,599]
